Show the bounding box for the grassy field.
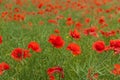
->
[0,0,120,80]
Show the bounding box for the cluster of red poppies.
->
[0,37,42,75]
[93,40,120,54]
[11,41,42,61]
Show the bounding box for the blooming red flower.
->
[93,73,99,79]
[85,18,90,23]
[84,27,98,37]
[54,29,60,34]
[14,8,21,12]
[48,19,58,25]
[15,0,23,6]
[48,34,64,48]
[0,36,2,44]
[67,43,81,56]
[37,2,44,8]
[66,17,74,26]
[118,18,120,23]
[75,22,82,29]
[28,41,42,52]
[98,16,105,25]
[0,62,10,70]
[112,64,120,75]
[0,62,10,75]
[37,10,45,15]
[96,8,103,13]
[47,66,64,80]
[11,48,31,61]
[109,39,120,54]
[1,11,8,18]
[92,40,105,53]
[110,40,120,49]
[69,29,80,39]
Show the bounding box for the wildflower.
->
[99,16,105,25]
[92,40,105,53]
[112,64,120,75]
[0,36,2,44]
[54,29,60,34]
[85,18,90,23]
[69,29,80,39]
[47,66,64,80]
[75,22,82,29]
[66,17,74,26]
[84,27,98,37]
[109,39,120,54]
[38,2,44,8]
[1,11,8,18]
[48,19,58,25]
[11,48,31,61]
[28,41,42,53]
[67,43,81,56]
[48,34,64,48]
[0,62,10,75]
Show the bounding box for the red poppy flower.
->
[92,40,105,53]
[0,62,10,75]
[118,18,120,23]
[14,8,21,12]
[28,41,42,53]
[67,43,81,56]
[48,19,58,25]
[110,40,120,49]
[0,62,10,70]
[48,34,64,48]
[37,2,44,9]
[54,29,60,34]
[75,22,82,29]
[37,10,45,15]
[11,48,31,61]
[66,17,74,26]
[112,64,120,75]
[0,36,2,44]
[109,40,120,54]
[84,27,98,37]
[98,16,105,25]
[1,12,8,18]
[47,66,64,80]
[85,18,90,23]
[93,73,99,79]
[69,29,80,39]
[15,0,23,6]
[97,8,103,13]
